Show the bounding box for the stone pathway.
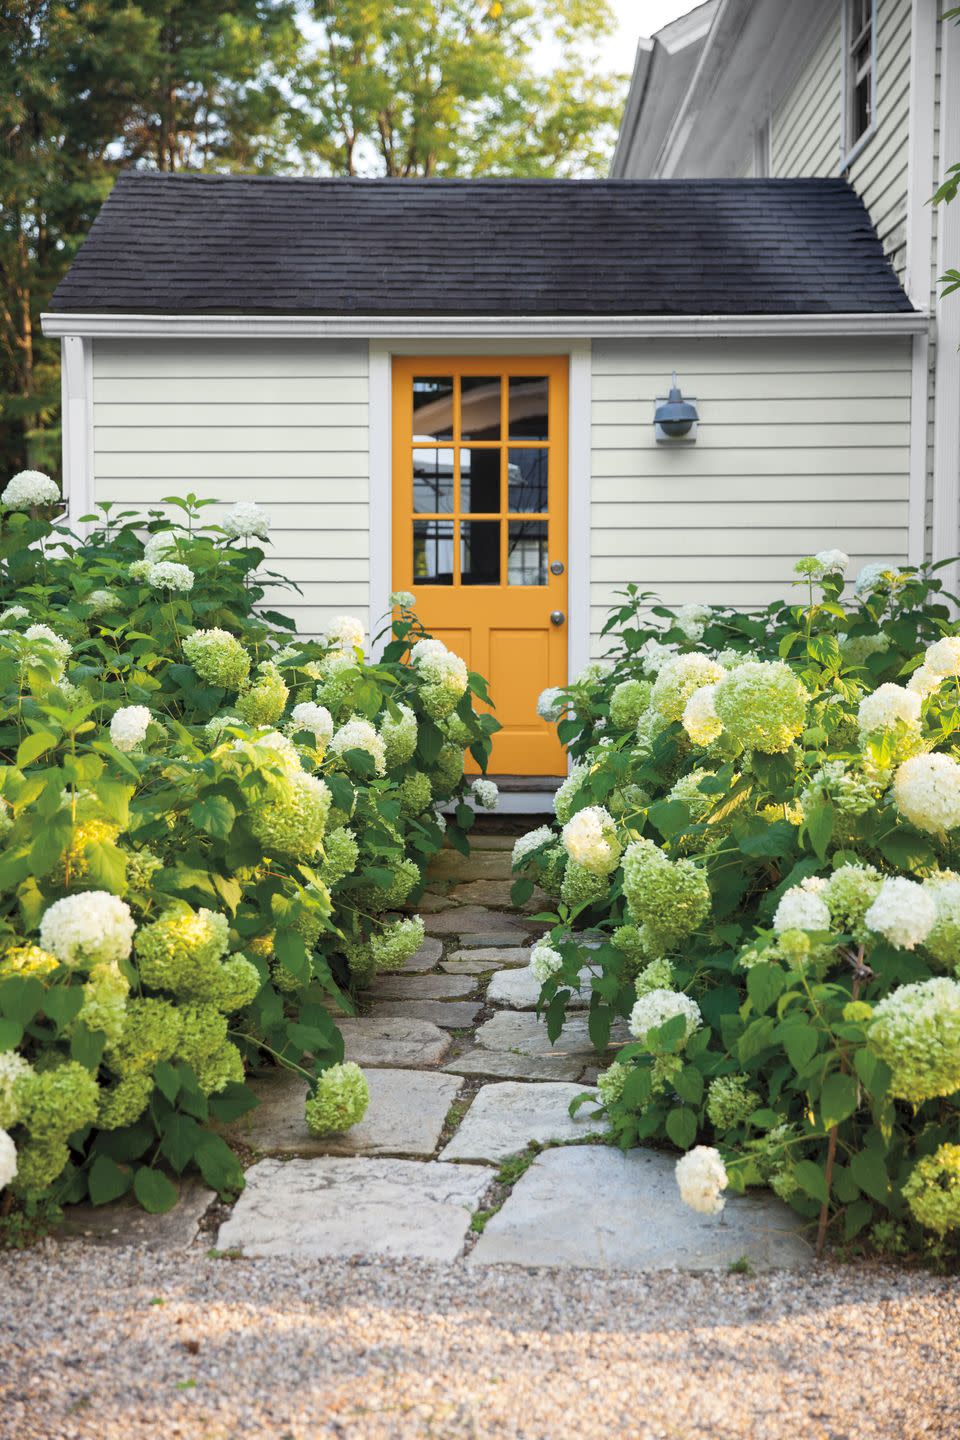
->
[205,827,811,1272]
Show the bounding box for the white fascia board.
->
[41,311,929,340]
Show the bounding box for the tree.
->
[295,0,624,177]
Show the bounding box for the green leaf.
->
[849,1147,890,1205]
[193,1133,244,1195]
[189,796,237,840]
[324,773,354,814]
[84,839,128,893]
[746,963,786,1015]
[819,1072,860,1129]
[93,1124,153,1162]
[0,977,45,1026]
[647,798,691,841]
[455,803,476,831]
[209,1082,259,1123]
[665,1106,697,1150]
[70,1022,106,1070]
[792,1159,829,1204]
[153,1061,182,1104]
[877,829,937,871]
[843,1198,875,1241]
[88,1154,133,1206]
[673,1065,704,1106]
[732,818,796,859]
[805,802,835,861]
[16,730,59,767]
[133,1166,180,1214]
[510,876,534,906]
[780,1022,818,1073]
[0,1018,23,1050]
[159,1113,202,1173]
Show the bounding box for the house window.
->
[842,0,876,165]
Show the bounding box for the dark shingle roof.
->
[50,172,913,316]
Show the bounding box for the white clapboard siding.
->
[770,0,912,278]
[589,337,912,655]
[91,339,370,636]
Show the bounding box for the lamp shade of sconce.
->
[654,373,699,442]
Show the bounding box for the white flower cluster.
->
[628,988,702,1045]
[682,682,722,746]
[864,876,936,951]
[147,561,194,592]
[330,716,387,775]
[1,470,60,510]
[242,729,302,773]
[23,624,71,668]
[109,704,152,753]
[512,825,554,869]
[529,940,564,984]
[290,702,334,748]
[323,615,365,652]
[675,603,710,642]
[675,1145,728,1216]
[854,562,902,597]
[0,1129,16,1192]
[412,641,468,692]
[471,778,499,811]
[222,501,270,541]
[389,590,416,609]
[536,687,565,721]
[561,805,621,875]
[39,891,136,968]
[814,548,849,576]
[143,530,180,563]
[857,683,921,736]
[652,652,726,723]
[907,665,942,697]
[638,638,676,677]
[86,589,120,615]
[893,753,960,835]
[773,885,831,934]
[0,605,29,625]
[924,635,960,678]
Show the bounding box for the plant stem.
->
[816,1125,838,1260]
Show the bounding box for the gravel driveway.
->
[1,1244,956,1439]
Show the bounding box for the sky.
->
[598,0,704,72]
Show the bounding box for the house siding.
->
[90,339,370,636]
[589,337,913,652]
[771,0,912,280]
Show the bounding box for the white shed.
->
[42,173,925,780]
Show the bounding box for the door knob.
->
[550,611,565,626]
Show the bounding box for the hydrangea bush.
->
[514,553,960,1259]
[0,486,497,1219]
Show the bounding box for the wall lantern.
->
[654,372,699,443]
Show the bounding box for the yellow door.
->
[392,356,568,776]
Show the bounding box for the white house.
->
[42,99,929,781]
[612,0,958,595]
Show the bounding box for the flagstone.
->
[368,999,483,1029]
[369,973,477,1000]
[440,1082,605,1162]
[217,1066,462,1159]
[395,936,444,972]
[475,1009,629,1059]
[443,946,530,973]
[428,850,514,881]
[217,1157,494,1263]
[423,904,533,937]
[442,1049,587,1082]
[470,1146,812,1272]
[486,965,594,1010]
[457,930,538,949]
[338,1014,452,1068]
[468,833,519,851]
[57,1177,214,1251]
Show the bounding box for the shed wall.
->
[589,337,913,653]
[90,339,370,635]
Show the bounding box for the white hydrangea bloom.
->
[675,603,710,642]
[109,704,152,753]
[893,753,960,835]
[561,805,621,875]
[323,615,365,652]
[290,702,334,747]
[433,808,447,832]
[0,1130,16,1192]
[682,682,722,746]
[536,687,565,721]
[1,470,60,509]
[924,636,960,677]
[471,778,499,811]
[529,940,564,984]
[0,1052,31,1128]
[417,647,468,693]
[573,659,613,687]
[854,562,899,597]
[221,501,270,541]
[389,590,416,608]
[143,530,181,563]
[629,988,702,1044]
[814,548,849,576]
[0,605,29,625]
[675,1145,727,1216]
[146,560,194,592]
[512,825,554,868]
[330,716,387,775]
[240,729,302,773]
[865,876,936,950]
[39,891,136,968]
[86,589,120,614]
[908,664,943,697]
[410,638,448,665]
[773,886,831,934]
[857,683,921,735]
[638,637,676,676]
[23,623,72,667]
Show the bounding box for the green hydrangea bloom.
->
[124,846,163,896]
[554,763,589,824]
[106,998,182,1076]
[597,1061,629,1107]
[359,857,421,912]
[321,826,360,887]
[56,818,121,883]
[200,955,261,1012]
[714,661,809,754]
[176,1003,228,1071]
[75,962,129,1044]
[868,977,960,1102]
[635,706,672,758]
[370,916,426,971]
[250,772,331,859]
[420,683,461,720]
[194,1040,244,1094]
[344,940,376,990]
[622,838,711,950]
[15,1060,100,1143]
[538,843,567,897]
[135,907,231,997]
[271,959,302,994]
[612,924,649,971]
[651,654,726,723]
[0,1051,33,1128]
[442,714,473,747]
[650,1054,684,1095]
[801,760,874,819]
[561,861,608,908]
[236,662,289,726]
[314,652,358,717]
[431,742,464,796]
[609,678,651,730]
[824,864,883,940]
[13,1138,70,1195]
[706,1074,759,1131]
[182,628,251,690]
[305,1062,370,1135]
[381,703,418,768]
[924,878,960,972]
[98,1072,153,1130]
[903,1144,960,1235]
[634,956,674,996]
[399,771,433,816]
[0,944,59,982]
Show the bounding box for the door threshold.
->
[485,774,563,814]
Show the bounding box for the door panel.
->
[392,356,568,776]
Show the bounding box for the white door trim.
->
[60,336,93,531]
[932,13,960,594]
[908,328,929,566]
[368,341,591,703]
[905,0,937,309]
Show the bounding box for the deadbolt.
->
[550,611,565,626]
[550,560,565,575]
